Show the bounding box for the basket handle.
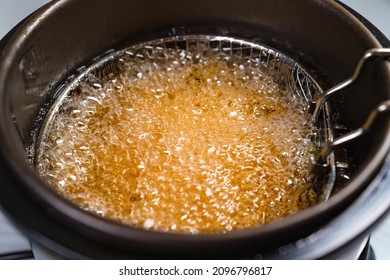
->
[310,48,390,122]
[315,100,390,165]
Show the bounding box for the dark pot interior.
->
[0,0,390,259]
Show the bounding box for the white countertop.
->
[0,0,389,259]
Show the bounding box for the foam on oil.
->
[37,39,317,233]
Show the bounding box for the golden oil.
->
[37,40,316,233]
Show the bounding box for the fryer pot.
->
[0,0,390,259]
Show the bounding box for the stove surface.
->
[0,0,389,259]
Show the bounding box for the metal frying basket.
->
[35,35,337,206]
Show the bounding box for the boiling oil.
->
[37,39,317,233]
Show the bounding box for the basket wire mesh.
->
[36,35,337,205]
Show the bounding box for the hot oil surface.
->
[37,44,316,233]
